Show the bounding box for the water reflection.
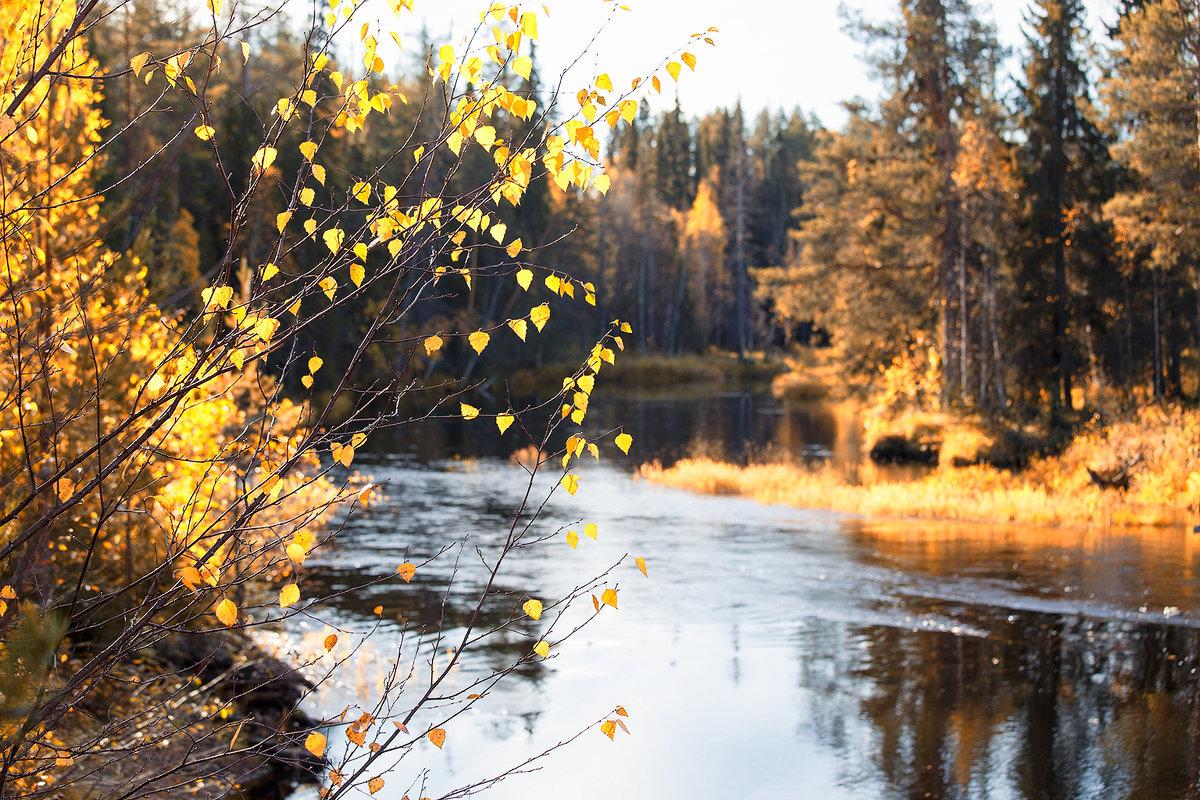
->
[289,399,1199,800]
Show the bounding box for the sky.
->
[377,0,1118,130]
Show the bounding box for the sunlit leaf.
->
[276,211,291,232]
[596,73,612,91]
[322,228,345,254]
[489,222,507,244]
[368,777,384,794]
[584,523,598,539]
[397,562,416,582]
[506,237,523,258]
[130,52,151,78]
[215,598,238,627]
[533,640,550,658]
[324,634,338,651]
[560,473,579,496]
[308,356,323,373]
[460,403,480,420]
[615,705,629,717]
[601,588,618,609]
[305,732,327,757]
[424,335,443,356]
[512,56,532,80]
[300,141,318,160]
[508,318,527,341]
[300,187,315,206]
[522,598,543,620]
[615,433,633,454]
[319,276,338,302]
[469,331,490,354]
[600,720,616,740]
[195,125,215,141]
[530,303,550,331]
[566,530,578,548]
[681,51,696,70]
[496,413,515,434]
[252,146,277,172]
[594,174,611,195]
[350,263,365,287]
[287,543,307,563]
[516,268,533,290]
[427,728,446,749]
[635,557,648,577]
[280,584,300,608]
[312,164,326,185]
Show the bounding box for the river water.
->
[285,391,1200,800]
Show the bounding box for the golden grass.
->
[639,406,1200,530]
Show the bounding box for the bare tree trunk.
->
[1153,263,1163,399]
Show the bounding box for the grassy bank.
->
[639,405,1200,529]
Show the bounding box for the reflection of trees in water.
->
[801,613,1200,799]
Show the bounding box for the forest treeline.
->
[88,0,1199,419]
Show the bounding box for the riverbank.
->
[639,405,1200,529]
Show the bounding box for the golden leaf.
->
[319,276,338,301]
[280,584,300,608]
[215,598,238,627]
[681,51,696,70]
[368,777,384,794]
[231,350,245,371]
[427,728,446,749]
[276,211,291,232]
[635,557,648,577]
[322,228,344,254]
[179,567,202,589]
[312,164,327,185]
[423,335,443,356]
[596,73,612,91]
[522,598,543,620]
[560,473,580,496]
[252,146,277,172]
[286,543,307,563]
[299,141,317,160]
[529,303,550,331]
[347,729,366,746]
[195,125,215,141]
[308,356,323,373]
[600,720,616,740]
[496,413,515,434]
[584,523,598,539]
[533,640,550,658]
[615,433,633,454]
[350,263,365,287]
[397,562,416,582]
[468,331,490,354]
[516,268,533,290]
[323,634,337,651]
[352,182,371,203]
[507,318,527,341]
[262,262,279,280]
[305,731,327,757]
[512,56,532,81]
[666,61,682,82]
[506,237,523,258]
[566,530,578,549]
[545,274,561,294]
[460,403,480,421]
[601,588,618,609]
[300,187,315,206]
[615,705,629,717]
[130,52,151,78]
[489,222,507,244]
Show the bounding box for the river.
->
[283,390,1200,800]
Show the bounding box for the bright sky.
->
[359,0,1117,129]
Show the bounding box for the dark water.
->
[284,391,1200,800]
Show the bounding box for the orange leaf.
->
[397,562,416,582]
[279,584,300,608]
[615,705,629,717]
[522,598,543,620]
[635,557,648,577]
[600,720,616,740]
[215,598,238,627]
[305,731,327,757]
[368,776,385,794]
[427,728,446,749]
[601,588,618,609]
[324,634,338,651]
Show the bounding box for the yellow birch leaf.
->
[588,442,599,459]
[566,530,578,548]
[280,584,300,607]
[352,432,367,448]
[681,51,696,70]
[252,146,277,172]
[215,598,238,627]
[338,444,355,467]
[496,413,515,433]
[319,276,337,301]
[507,318,527,341]
[231,350,245,371]
[533,640,550,658]
[519,11,538,38]
[615,433,632,454]
[596,73,612,91]
[652,75,661,93]
[308,356,323,373]
[368,777,384,794]
[287,298,302,316]
[276,211,291,232]
[300,141,317,160]
[427,729,446,749]
[195,125,215,141]
[130,52,151,78]
[312,164,326,185]
[424,335,444,356]
[323,634,337,651]
[584,523,598,539]
[460,403,480,420]
[353,242,369,260]
[322,228,344,254]
[601,720,616,740]
[635,557,648,576]
[545,274,561,293]
[530,303,550,331]
[489,222,507,244]
[352,182,370,203]
[506,237,522,258]
[179,567,202,589]
[605,108,620,128]
[299,89,316,106]
[616,705,629,717]
[512,56,532,80]
[619,99,637,123]
[522,598,543,620]
[1,586,15,600]
[286,543,307,563]
[300,187,315,206]
[577,374,595,395]
[561,473,579,496]
[601,588,618,609]
[570,408,585,425]
[666,61,681,81]
[350,263,365,287]
[594,174,611,195]
[468,331,490,354]
[474,125,497,147]
[516,268,533,290]
[305,732,327,757]
[262,263,279,280]
[397,562,416,582]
